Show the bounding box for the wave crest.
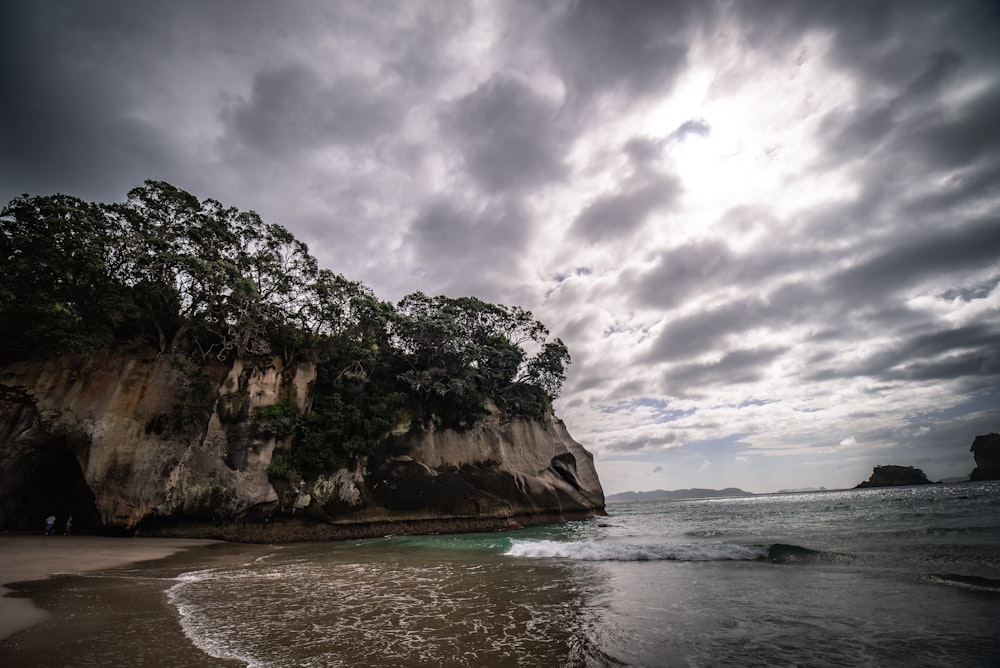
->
[926,573,1000,594]
[504,540,769,562]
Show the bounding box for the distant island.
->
[606,488,753,503]
[855,465,934,488]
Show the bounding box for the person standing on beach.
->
[44,515,56,535]
[64,515,73,535]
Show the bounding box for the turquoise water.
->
[169,482,1000,667]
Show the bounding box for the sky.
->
[2,1,999,495]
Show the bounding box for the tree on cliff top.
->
[0,182,572,435]
[392,292,569,424]
[0,194,133,352]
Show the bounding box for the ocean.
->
[6,481,1000,667]
[169,481,1000,667]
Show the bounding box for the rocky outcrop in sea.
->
[854,465,934,488]
[969,433,1000,481]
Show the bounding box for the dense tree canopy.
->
[0,181,571,477]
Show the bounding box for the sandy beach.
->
[0,534,224,640]
[0,534,271,666]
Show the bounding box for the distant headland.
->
[855,465,934,488]
[606,488,752,503]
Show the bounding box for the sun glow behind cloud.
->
[548,15,1000,492]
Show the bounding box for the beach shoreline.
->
[0,533,273,666]
[0,533,228,641]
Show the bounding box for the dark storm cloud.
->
[221,64,403,156]
[442,74,570,192]
[737,0,1000,253]
[547,0,712,102]
[883,350,1000,384]
[0,2,177,201]
[639,212,1000,383]
[0,0,453,204]
[766,0,1000,261]
[404,196,532,301]
[0,94,174,203]
[631,240,733,310]
[570,134,682,243]
[809,325,1000,385]
[909,85,1000,171]
[623,137,665,165]
[643,300,763,364]
[820,49,997,172]
[662,347,788,393]
[736,0,999,84]
[628,231,828,311]
[905,156,1000,220]
[829,216,1000,300]
[571,177,680,244]
[939,276,1000,303]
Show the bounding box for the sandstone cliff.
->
[969,433,1000,481]
[0,349,604,541]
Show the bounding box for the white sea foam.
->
[168,569,264,668]
[504,539,769,561]
[926,573,1000,593]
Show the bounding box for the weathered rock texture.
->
[854,465,934,488]
[969,433,1000,481]
[0,348,604,541]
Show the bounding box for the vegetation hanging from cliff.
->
[1,181,572,474]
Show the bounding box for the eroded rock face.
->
[969,433,1000,481]
[300,404,605,525]
[0,349,298,534]
[0,348,604,541]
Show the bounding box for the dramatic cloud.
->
[221,64,404,156]
[3,0,999,494]
[403,196,532,302]
[443,74,570,192]
[571,176,680,244]
[547,0,709,102]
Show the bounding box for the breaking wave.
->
[504,539,770,562]
[926,573,1000,594]
[168,569,263,668]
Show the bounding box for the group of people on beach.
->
[43,514,72,535]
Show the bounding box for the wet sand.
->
[0,534,272,666]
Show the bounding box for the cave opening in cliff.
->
[0,441,100,533]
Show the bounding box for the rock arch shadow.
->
[0,437,99,533]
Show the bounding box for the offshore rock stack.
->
[855,465,934,488]
[969,433,1000,481]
